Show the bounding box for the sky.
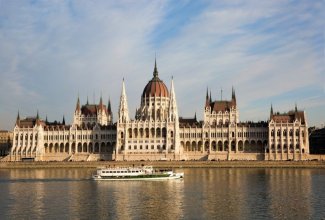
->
[0,0,324,130]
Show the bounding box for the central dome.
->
[142,60,169,98]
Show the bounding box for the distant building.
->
[309,127,325,154]
[0,130,12,157]
[4,60,311,161]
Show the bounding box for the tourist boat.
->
[92,166,184,181]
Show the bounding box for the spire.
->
[45,115,48,124]
[205,87,210,108]
[169,77,179,122]
[75,96,81,112]
[270,104,273,117]
[194,112,197,121]
[62,115,65,125]
[209,90,212,103]
[99,93,103,110]
[153,57,158,78]
[232,86,236,100]
[36,110,41,126]
[86,96,89,105]
[16,110,20,126]
[206,87,209,100]
[107,98,112,113]
[118,79,129,123]
[295,103,298,112]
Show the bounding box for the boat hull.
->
[92,173,184,181]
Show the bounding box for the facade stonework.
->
[4,61,309,161]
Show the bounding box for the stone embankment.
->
[1,160,325,169]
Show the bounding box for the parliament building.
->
[6,61,310,161]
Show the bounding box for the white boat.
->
[92,166,184,181]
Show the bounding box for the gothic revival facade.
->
[5,61,310,161]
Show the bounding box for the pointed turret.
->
[295,103,298,112]
[107,98,112,113]
[270,104,274,118]
[36,110,41,126]
[232,86,236,101]
[107,97,113,124]
[62,115,65,125]
[86,96,89,105]
[118,79,130,123]
[75,96,81,112]
[194,112,197,121]
[232,86,237,107]
[16,111,20,126]
[99,94,104,111]
[45,115,48,124]
[209,90,212,103]
[205,87,210,108]
[169,77,179,122]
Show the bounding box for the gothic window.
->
[156,128,161,138]
[162,128,166,138]
[145,128,149,138]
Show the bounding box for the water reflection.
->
[0,168,324,219]
[266,169,312,219]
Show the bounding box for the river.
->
[0,168,324,219]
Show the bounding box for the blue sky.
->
[0,0,324,130]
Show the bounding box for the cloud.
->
[0,0,323,129]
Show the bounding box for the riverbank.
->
[1,160,325,169]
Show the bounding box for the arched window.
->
[128,128,132,138]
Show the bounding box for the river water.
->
[0,168,324,219]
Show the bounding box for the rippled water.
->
[0,168,324,219]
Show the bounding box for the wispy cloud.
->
[0,0,323,129]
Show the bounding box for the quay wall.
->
[1,160,325,169]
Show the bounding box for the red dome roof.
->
[142,60,169,98]
[142,78,169,98]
